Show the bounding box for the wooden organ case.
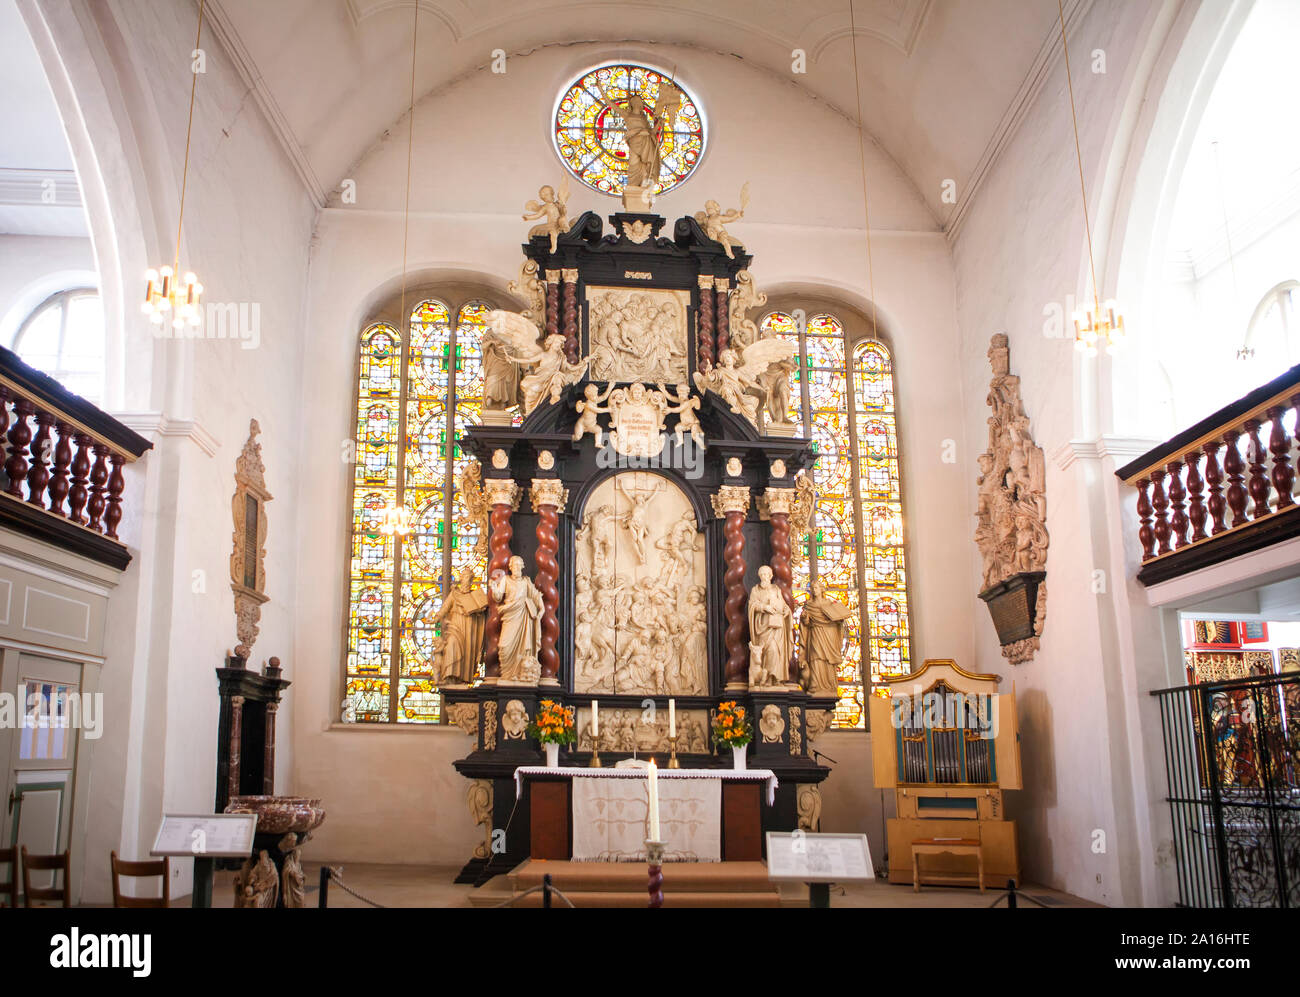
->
[870,659,1021,887]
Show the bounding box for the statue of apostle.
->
[432,569,489,687]
[799,579,851,697]
[747,565,793,687]
[488,555,544,684]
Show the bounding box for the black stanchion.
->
[1007,879,1016,909]
[319,866,330,908]
[543,872,553,909]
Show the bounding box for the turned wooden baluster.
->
[86,443,109,533]
[1167,459,1188,549]
[1184,449,1207,543]
[1223,430,1248,527]
[697,276,715,373]
[1245,418,1271,519]
[4,397,34,498]
[1151,468,1172,556]
[25,408,54,508]
[46,421,72,516]
[104,453,125,540]
[1136,478,1155,561]
[68,432,92,524]
[1204,441,1227,535]
[1268,404,1294,510]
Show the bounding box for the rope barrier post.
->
[319,865,330,908]
[543,873,552,909]
[1007,879,1017,909]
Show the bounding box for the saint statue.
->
[799,578,851,697]
[432,569,489,686]
[748,565,793,687]
[488,555,544,684]
[596,79,682,206]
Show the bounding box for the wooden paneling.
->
[721,782,761,861]
[530,780,571,860]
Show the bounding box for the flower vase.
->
[544,742,560,768]
[732,745,747,771]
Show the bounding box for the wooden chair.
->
[0,846,16,908]
[111,851,170,908]
[20,847,71,907]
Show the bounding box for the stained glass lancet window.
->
[346,298,493,723]
[554,64,704,198]
[759,310,913,728]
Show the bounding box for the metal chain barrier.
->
[324,866,388,908]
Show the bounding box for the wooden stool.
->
[911,838,983,893]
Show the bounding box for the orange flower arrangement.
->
[527,699,576,746]
[712,701,752,748]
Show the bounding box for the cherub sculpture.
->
[523,181,571,253]
[693,339,797,428]
[572,382,615,446]
[659,381,705,448]
[695,183,749,259]
[485,311,590,415]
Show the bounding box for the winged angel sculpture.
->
[485,310,589,416]
[693,339,797,429]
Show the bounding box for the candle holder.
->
[589,745,602,768]
[645,839,665,908]
[667,735,680,768]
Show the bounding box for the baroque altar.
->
[444,193,838,883]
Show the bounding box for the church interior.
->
[1,0,1299,917]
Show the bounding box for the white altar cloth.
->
[512,767,779,864]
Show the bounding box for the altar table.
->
[513,767,778,863]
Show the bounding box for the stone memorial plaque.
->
[151,812,259,858]
[765,831,875,883]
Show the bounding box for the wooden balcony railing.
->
[1117,363,1300,586]
[0,345,152,569]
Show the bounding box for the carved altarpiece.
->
[445,206,836,884]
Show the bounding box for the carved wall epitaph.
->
[230,419,271,660]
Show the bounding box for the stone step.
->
[508,859,776,895]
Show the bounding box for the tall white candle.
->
[668,698,676,737]
[647,758,660,841]
[591,700,599,738]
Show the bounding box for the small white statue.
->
[660,381,705,448]
[748,565,793,688]
[523,181,571,253]
[488,556,544,684]
[572,382,614,446]
[695,184,749,259]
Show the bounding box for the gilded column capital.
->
[484,478,521,509]
[530,478,569,513]
[698,275,716,290]
[711,484,751,518]
[763,486,796,516]
[714,277,730,291]
[560,267,579,282]
[545,269,561,284]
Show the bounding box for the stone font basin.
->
[225,795,326,835]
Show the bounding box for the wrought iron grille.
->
[1152,672,1300,907]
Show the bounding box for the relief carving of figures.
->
[587,288,688,383]
[975,333,1049,662]
[694,184,749,259]
[729,269,767,350]
[234,850,279,908]
[485,310,589,415]
[799,578,851,697]
[748,565,794,687]
[693,339,796,429]
[522,181,571,253]
[507,257,547,330]
[577,708,709,754]
[574,473,707,696]
[430,569,489,687]
[488,556,544,684]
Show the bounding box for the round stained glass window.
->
[553,63,705,198]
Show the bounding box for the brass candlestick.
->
[667,734,680,768]
[589,744,602,768]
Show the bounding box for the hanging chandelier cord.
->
[1059,0,1101,317]
[174,0,205,276]
[400,1,419,325]
[847,0,879,343]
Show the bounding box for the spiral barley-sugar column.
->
[714,484,752,690]
[482,476,520,681]
[530,477,567,687]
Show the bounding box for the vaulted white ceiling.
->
[207,0,1087,229]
